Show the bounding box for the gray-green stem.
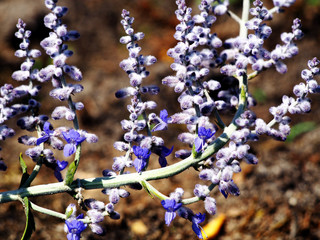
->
[60,75,82,186]
[0,76,247,204]
[0,121,235,204]
[239,0,250,39]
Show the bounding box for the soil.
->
[0,0,320,239]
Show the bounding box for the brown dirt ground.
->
[1,0,320,239]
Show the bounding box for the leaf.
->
[19,153,30,188]
[192,144,198,158]
[286,121,317,143]
[64,161,77,186]
[21,197,36,240]
[65,208,74,219]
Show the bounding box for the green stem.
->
[182,182,218,205]
[0,123,231,204]
[30,201,66,220]
[248,71,258,80]
[227,10,242,25]
[239,0,250,39]
[203,89,225,129]
[141,180,168,200]
[60,75,82,186]
[0,77,248,205]
[0,102,245,204]
[20,156,43,189]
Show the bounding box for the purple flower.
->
[132,145,151,173]
[65,215,87,240]
[54,160,68,182]
[194,127,215,152]
[161,199,182,226]
[219,179,240,198]
[193,184,208,198]
[62,129,86,157]
[152,109,169,132]
[158,146,173,167]
[153,145,173,168]
[36,121,54,145]
[204,197,217,215]
[191,213,205,239]
[102,188,130,204]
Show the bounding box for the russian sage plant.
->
[0,0,319,239]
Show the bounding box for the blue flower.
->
[194,127,215,152]
[53,160,68,182]
[65,215,87,240]
[132,145,151,173]
[191,213,205,239]
[62,129,86,157]
[219,179,240,198]
[152,109,169,132]
[161,199,182,226]
[158,146,173,167]
[36,121,54,145]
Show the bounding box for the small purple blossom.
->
[62,129,86,157]
[65,217,87,240]
[161,199,182,226]
[191,213,205,239]
[194,127,215,152]
[102,188,130,204]
[194,184,208,198]
[204,197,217,215]
[36,121,54,145]
[152,109,169,132]
[54,160,68,182]
[132,145,151,173]
[219,179,240,198]
[155,145,174,167]
[177,206,206,238]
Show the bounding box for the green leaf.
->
[19,153,28,172]
[19,153,30,188]
[65,208,74,219]
[64,161,77,186]
[192,143,202,158]
[192,144,198,158]
[286,121,317,142]
[21,197,36,240]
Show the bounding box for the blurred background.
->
[0,0,320,239]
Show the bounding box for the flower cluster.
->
[64,204,88,240]
[157,0,317,236]
[64,194,127,238]
[0,0,319,239]
[222,0,302,76]
[113,9,174,174]
[9,0,97,182]
[97,9,175,228]
[0,19,43,170]
[161,188,210,238]
[255,57,320,141]
[0,0,98,183]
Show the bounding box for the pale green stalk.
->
[0,77,248,204]
[30,201,66,220]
